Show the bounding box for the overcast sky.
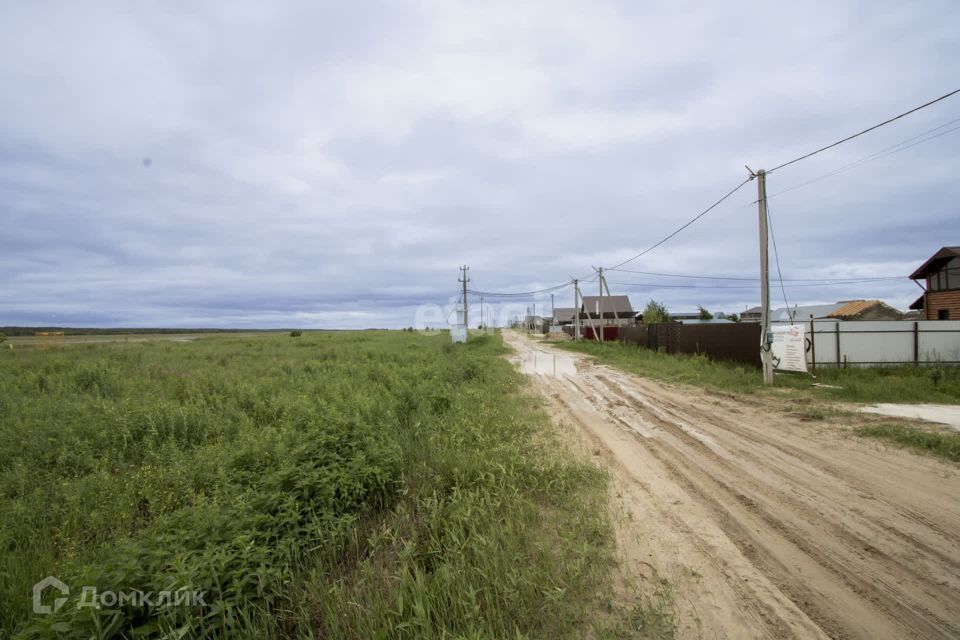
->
[2,1,958,328]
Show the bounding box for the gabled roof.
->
[827,299,900,319]
[742,306,763,315]
[909,295,925,311]
[580,295,633,315]
[909,246,960,279]
[551,307,577,323]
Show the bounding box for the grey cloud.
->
[1,1,958,327]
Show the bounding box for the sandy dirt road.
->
[505,332,960,639]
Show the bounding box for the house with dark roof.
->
[550,307,577,326]
[909,246,960,320]
[741,306,763,322]
[579,295,634,326]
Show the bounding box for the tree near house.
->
[642,300,670,325]
[698,306,713,320]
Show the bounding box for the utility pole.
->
[598,267,604,342]
[573,279,581,340]
[459,265,470,333]
[756,170,774,385]
[601,270,620,327]
[480,295,484,329]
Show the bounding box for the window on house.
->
[929,271,942,291]
[948,268,960,290]
[938,309,950,320]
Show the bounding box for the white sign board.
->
[771,324,807,373]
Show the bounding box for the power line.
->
[766,199,790,312]
[605,175,754,271]
[767,88,960,174]
[605,267,904,283]
[766,118,960,201]
[467,280,572,298]
[606,278,907,290]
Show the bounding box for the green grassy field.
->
[1,331,653,638]
[552,339,960,404]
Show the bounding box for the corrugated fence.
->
[619,323,762,367]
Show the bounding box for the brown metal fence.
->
[560,325,621,341]
[620,323,761,367]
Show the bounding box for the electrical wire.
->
[604,176,755,271]
[767,88,960,174]
[455,91,958,304]
[605,278,908,290]
[765,119,960,201]
[605,267,904,283]
[466,280,572,298]
[766,198,791,312]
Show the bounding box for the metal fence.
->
[801,319,960,368]
[620,323,761,366]
[615,320,960,369]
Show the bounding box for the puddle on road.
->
[516,349,579,377]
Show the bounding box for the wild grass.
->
[854,423,960,463]
[553,340,960,404]
[1,331,651,638]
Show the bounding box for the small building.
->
[669,312,701,322]
[550,307,577,327]
[771,302,847,323]
[909,246,960,320]
[827,299,902,321]
[579,295,634,327]
[741,306,763,322]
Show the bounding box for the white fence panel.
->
[801,319,960,367]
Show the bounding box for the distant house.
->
[579,295,634,326]
[550,307,577,327]
[771,302,847,323]
[909,246,960,320]
[669,312,701,322]
[741,306,763,322]
[763,300,900,323]
[826,300,902,321]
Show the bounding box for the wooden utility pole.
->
[480,295,484,329]
[573,279,581,340]
[459,266,470,332]
[598,267,604,342]
[600,270,619,327]
[756,170,774,385]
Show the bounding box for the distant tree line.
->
[0,327,269,337]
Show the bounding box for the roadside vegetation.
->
[855,423,960,463]
[1,331,657,638]
[552,339,960,404]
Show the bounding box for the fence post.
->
[913,321,919,365]
[809,314,816,375]
[835,321,841,368]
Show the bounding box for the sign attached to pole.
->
[770,324,807,373]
